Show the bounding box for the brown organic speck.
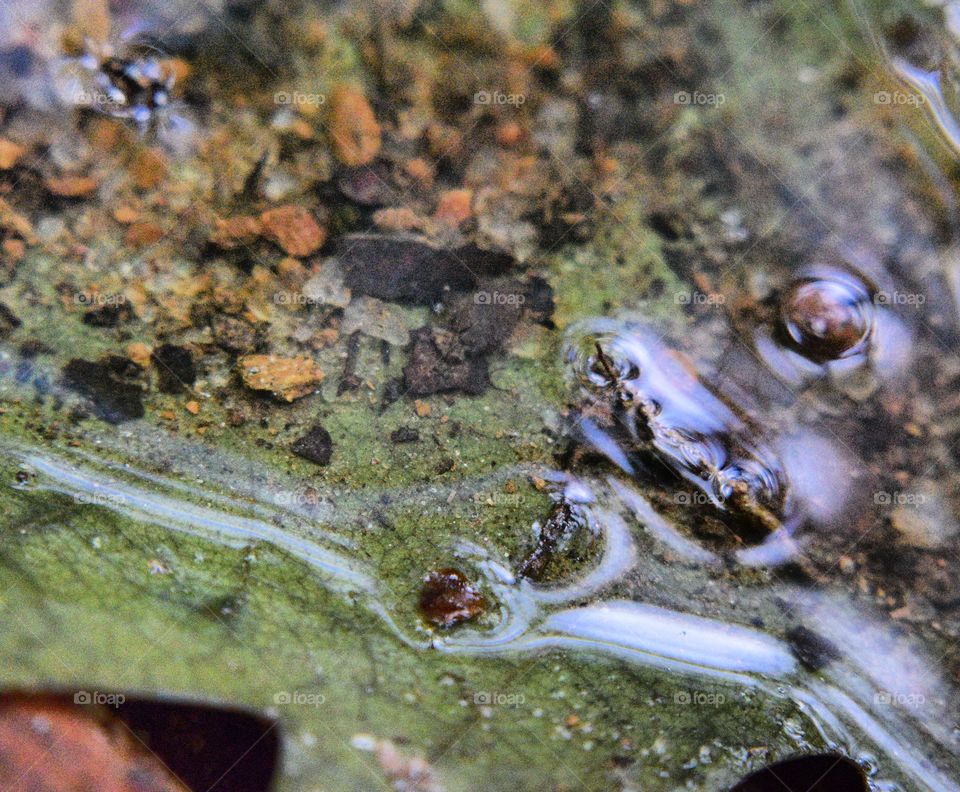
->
[418,568,486,628]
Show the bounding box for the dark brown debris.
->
[62,356,145,424]
[152,344,196,394]
[517,500,589,581]
[730,754,867,792]
[418,567,486,628]
[81,300,133,327]
[0,301,20,337]
[786,625,841,671]
[338,234,513,305]
[402,326,489,396]
[390,426,420,444]
[291,424,333,466]
[212,316,262,356]
[445,283,524,358]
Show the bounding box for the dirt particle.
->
[403,327,489,396]
[0,302,22,338]
[337,234,513,305]
[786,625,841,671]
[433,189,473,227]
[418,568,486,628]
[390,426,420,443]
[130,147,168,191]
[81,300,132,327]
[238,354,324,402]
[212,316,262,356]
[185,400,200,415]
[329,84,381,166]
[413,399,431,417]
[125,342,152,368]
[291,424,333,466]
[125,222,164,248]
[112,206,140,224]
[62,357,145,424]
[210,215,263,250]
[259,205,326,257]
[152,344,196,394]
[45,175,99,198]
[0,139,25,170]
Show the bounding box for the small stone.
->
[291,424,333,466]
[1,238,25,266]
[259,205,326,257]
[126,342,152,368]
[0,139,25,170]
[45,175,99,198]
[130,147,167,190]
[210,215,263,250]
[301,263,352,308]
[185,400,200,415]
[238,354,324,402]
[212,316,262,355]
[372,207,424,232]
[329,84,381,166]
[337,163,396,206]
[495,121,524,147]
[433,189,473,227]
[125,222,164,247]
[418,567,486,628]
[414,399,431,417]
[112,205,139,224]
[0,696,189,791]
[404,158,434,188]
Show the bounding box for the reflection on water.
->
[11,439,960,790]
[2,0,960,788]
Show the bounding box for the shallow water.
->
[2,0,960,790]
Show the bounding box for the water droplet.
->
[778,267,875,364]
